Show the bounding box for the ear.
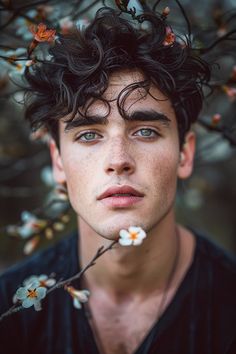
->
[49,139,66,184]
[177,131,196,180]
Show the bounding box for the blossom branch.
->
[47,239,118,294]
[0,304,22,321]
[71,0,101,20]
[0,227,147,321]
[0,239,118,322]
[198,117,236,146]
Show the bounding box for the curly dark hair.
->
[24,6,211,147]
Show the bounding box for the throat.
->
[85,293,164,354]
[81,226,196,354]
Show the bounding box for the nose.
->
[104,137,136,176]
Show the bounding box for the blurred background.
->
[0,0,236,272]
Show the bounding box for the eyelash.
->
[75,128,160,142]
[134,128,159,138]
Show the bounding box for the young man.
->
[1,6,236,354]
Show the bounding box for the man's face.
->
[51,70,195,240]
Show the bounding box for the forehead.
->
[105,70,145,99]
[90,69,176,119]
[59,69,177,134]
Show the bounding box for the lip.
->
[97,185,144,208]
[97,185,144,200]
[99,195,143,208]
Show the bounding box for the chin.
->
[93,219,148,240]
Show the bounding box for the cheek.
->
[61,150,96,206]
[146,148,179,197]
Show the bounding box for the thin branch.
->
[71,0,101,20]
[196,29,236,54]
[0,239,118,321]
[0,150,49,183]
[0,304,22,322]
[47,240,117,294]
[198,119,236,146]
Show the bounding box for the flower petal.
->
[22,298,34,308]
[133,238,143,246]
[36,287,47,300]
[74,290,90,303]
[15,287,28,300]
[128,226,141,233]
[83,290,90,297]
[21,211,36,222]
[23,236,40,254]
[73,298,82,309]
[28,280,40,290]
[12,294,18,304]
[23,276,38,287]
[33,301,42,311]
[119,229,130,239]
[45,279,56,287]
[119,238,133,246]
[138,230,147,239]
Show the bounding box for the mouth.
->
[107,193,137,197]
[97,185,144,208]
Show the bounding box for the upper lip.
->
[97,185,144,200]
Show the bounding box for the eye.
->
[134,128,159,138]
[75,131,101,142]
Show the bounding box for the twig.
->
[47,240,117,293]
[71,0,100,20]
[198,119,236,146]
[0,304,22,322]
[0,239,117,321]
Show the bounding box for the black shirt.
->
[0,231,236,354]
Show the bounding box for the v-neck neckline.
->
[77,233,200,354]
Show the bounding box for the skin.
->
[50,70,196,354]
[51,70,195,241]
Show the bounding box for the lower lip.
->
[100,196,143,208]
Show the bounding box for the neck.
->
[78,212,192,300]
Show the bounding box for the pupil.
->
[86,133,94,139]
[141,129,151,136]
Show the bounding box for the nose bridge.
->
[110,134,129,155]
[104,134,135,175]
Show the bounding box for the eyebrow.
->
[126,110,171,125]
[64,109,171,131]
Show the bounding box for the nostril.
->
[124,166,130,172]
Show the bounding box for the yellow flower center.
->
[27,289,38,298]
[66,286,74,297]
[8,55,16,64]
[16,64,23,71]
[129,231,138,240]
